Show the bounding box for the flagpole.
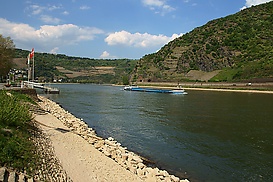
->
[32,55,34,81]
[29,48,35,82]
[27,54,30,82]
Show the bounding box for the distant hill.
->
[14,49,137,84]
[131,1,273,83]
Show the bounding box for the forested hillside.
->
[131,1,273,83]
[14,49,137,84]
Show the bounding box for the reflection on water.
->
[47,84,273,181]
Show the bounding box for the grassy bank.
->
[0,90,38,173]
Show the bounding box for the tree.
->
[122,75,129,85]
[0,35,15,82]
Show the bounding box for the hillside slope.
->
[14,49,137,84]
[131,2,273,83]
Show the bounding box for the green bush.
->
[0,91,37,173]
[0,92,32,129]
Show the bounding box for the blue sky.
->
[0,0,272,59]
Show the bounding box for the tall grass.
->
[0,90,37,173]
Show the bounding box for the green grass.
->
[0,90,37,173]
[209,69,241,82]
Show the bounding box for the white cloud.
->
[28,4,62,15]
[100,51,117,59]
[143,0,164,7]
[142,0,175,15]
[241,0,273,10]
[26,3,65,24]
[162,4,175,12]
[50,47,59,54]
[182,0,197,6]
[105,30,183,48]
[100,51,110,58]
[0,18,104,53]
[80,5,90,10]
[30,4,44,15]
[48,5,62,11]
[40,15,61,24]
[62,11,69,15]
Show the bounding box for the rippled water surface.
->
[46,84,273,181]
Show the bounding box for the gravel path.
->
[34,113,144,182]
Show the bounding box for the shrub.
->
[0,91,37,173]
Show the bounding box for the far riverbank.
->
[130,82,273,94]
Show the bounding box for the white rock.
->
[170,175,180,182]
[180,179,190,182]
[137,168,145,176]
[132,155,143,163]
[137,162,145,169]
[108,137,114,141]
[121,153,128,161]
[94,140,104,149]
[159,170,169,177]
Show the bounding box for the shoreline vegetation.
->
[0,90,71,181]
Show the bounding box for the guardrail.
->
[21,81,60,94]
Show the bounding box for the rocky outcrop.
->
[37,95,189,182]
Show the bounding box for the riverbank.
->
[132,82,273,94]
[35,95,189,182]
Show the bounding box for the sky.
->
[0,0,272,59]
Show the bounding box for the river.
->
[44,84,273,182]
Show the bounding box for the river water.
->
[44,84,273,182]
